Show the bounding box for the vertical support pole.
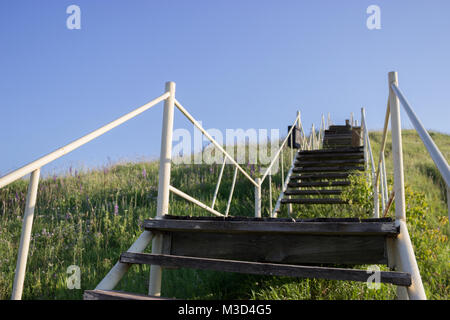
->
[389,72,406,221]
[382,153,388,207]
[281,150,285,188]
[388,71,426,300]
[447,186,450,222]
[11,168,41,300]
[268,170,273,215]
[255,177,261,218]
[290,129,294,163]
[361,108,368,173]
[380,161,386,215]
[149,81,175,296]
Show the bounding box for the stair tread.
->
[290,173,352,180]
[295,159,365,166]
[296,153,364,159]
[281,198,348,204]
[284,189,343,195]
[144,217,398,235]
[120,253,411,287]
[298,147,363,155]
[288,181,351,187]
[293,166,364,172]
[83,290,172,300]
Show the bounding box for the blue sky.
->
[0,0,449,177]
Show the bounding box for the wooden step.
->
[144,217,398,236]
[142,216,397,265]
[293,166,364,173]
[328,125,352,132]
[284,189,342,196]
[289,173,351,180]
[281,198,348,205]
[295,159,365,167]
[323,136,353,140]
[120,253,411,287]
[296,153,364,160]
[288,181,351,188]
[298,147,363,155]
[83,290,171,300]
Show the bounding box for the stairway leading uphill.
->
[281,122,364,207]
[84,120,411,300]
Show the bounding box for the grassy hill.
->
[0,130,448,300]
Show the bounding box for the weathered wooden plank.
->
[162,215,393,223]
[298,147,363,155]
[296,153,364,160]
[158,231,389,265]
[290,173,351,180]
[284,189,342,196]
[144,219,398,236]
[288,181,351,188]
[120,252,411,287]
[293,166,364,172]
[294,160,364,168]
[83,290,171,300]
[281,198,347,205]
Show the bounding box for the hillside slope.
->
[0,130,448,299]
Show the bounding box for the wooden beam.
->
[120,253,411,287]
[144,219,398,236]
[281,198,348,205]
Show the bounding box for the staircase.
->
[84,215,409,300]
[281,124,364,207]
[84,121,413,301]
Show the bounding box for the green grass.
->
[0,130,448,300]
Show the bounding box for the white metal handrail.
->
[362,71,450,300]
[174,98,258,188]
[1,89,171,300]
[390,83,450,187]
[0,92,170,189]
[361,108,379,218]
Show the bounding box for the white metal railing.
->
[360,108,379,218]
[364,71,450,300]
[0,90,170,300]
[1,80,327,299]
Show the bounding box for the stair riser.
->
[148,231,390,265]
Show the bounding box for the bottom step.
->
[120,253,411,287]
[83,289,172,300]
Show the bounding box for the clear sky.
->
[0,0,449,177]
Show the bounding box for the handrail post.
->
[255,178,261,217]
[268,169,273,215]
[447,186,450,222]
[388,71,426,300]
[149,81,175,296]
[361,108,368,173]
[388,72,406,221]
[11,168,40,300]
